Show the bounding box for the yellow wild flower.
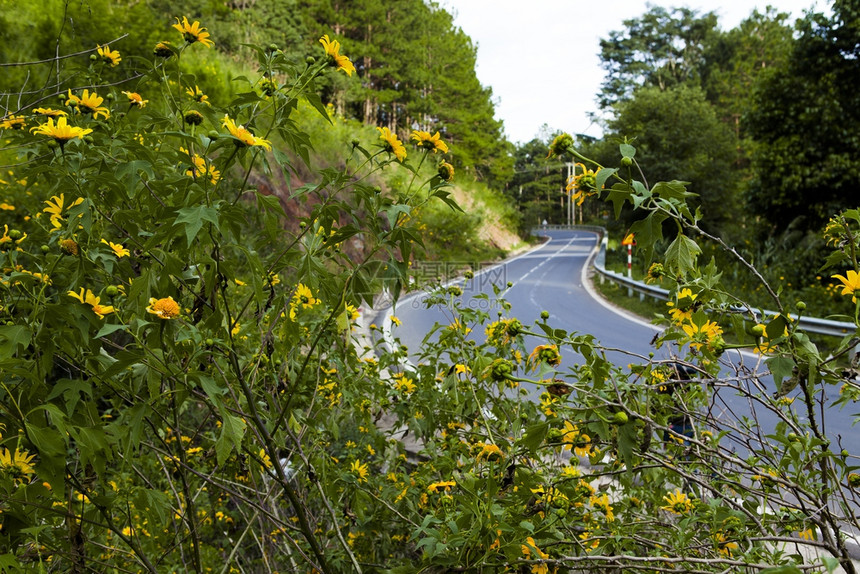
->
[222,115,271,150]
[33,108,66,117]
[350,459,369,483]
[833,269,860,302]
[173,17,214,48]
[411,130,449,154]
[67,288,114,319]
[289,283,318,319]
[146,296,180,320]
[68,89,110,120]
[377,127,406,161]
[186,85,210,105]
[319,35,355,76]
[0,115,25,130]
[30,116,92,143]
[520,537,550,574]
[661,489,694,515]
[101,239,129,258]
[96,44,121,66]
[122,92,148,108]
[0,446,36,479]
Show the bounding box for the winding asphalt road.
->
[379,229,857,450]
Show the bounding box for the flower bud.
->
[184,110,204,126]
[437,161,454,181]
[547,133,574,158]
[153,42,174,58]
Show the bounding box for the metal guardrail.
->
[534,227,858,338]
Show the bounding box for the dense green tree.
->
[298,0,513,187]
[700,7,794,143]
[598,6,719,109]
[745,0,860,232]
[508,137,567,227]
[424,8,513,186]
[607,84,739,234]
[1,0,514,197]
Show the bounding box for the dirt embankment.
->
[250,164,523,262]
[449,186,521,253]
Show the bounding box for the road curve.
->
[379,229,856,446]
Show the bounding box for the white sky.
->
[439,0,829,144]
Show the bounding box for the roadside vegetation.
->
[1,1,859,573]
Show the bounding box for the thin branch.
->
[0,35,129,67]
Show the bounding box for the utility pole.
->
[565,162,575,227]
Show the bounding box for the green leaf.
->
[519,520,534,533]
[0,325,31,360]
[75,427,111,475]
[617,422,637,473]
[46,380,91,417]
[384,204,411,229]
[136,488,170,526]
[822,557,840,574]
[766,315,788,341]
[305,92,333,123]
[336,306,350,333]
[216,405,246,466]
[606,183,633,219]
[26,422,67,480]
[595,167,617,191]
[199,375,227,398]
[651,180,695,199]
[94,323,128,339]
[766,355,796,386]
[619,143,636,158]
[628,211,668,263]
[664,234,701,277]
[761,567,802,574]
[115,160,155,182]
[174,205,220,245]
[0,553,22,572]
[520,422,549,455]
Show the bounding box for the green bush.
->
[1,14,860,574]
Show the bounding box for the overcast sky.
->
[439,0,829,144]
